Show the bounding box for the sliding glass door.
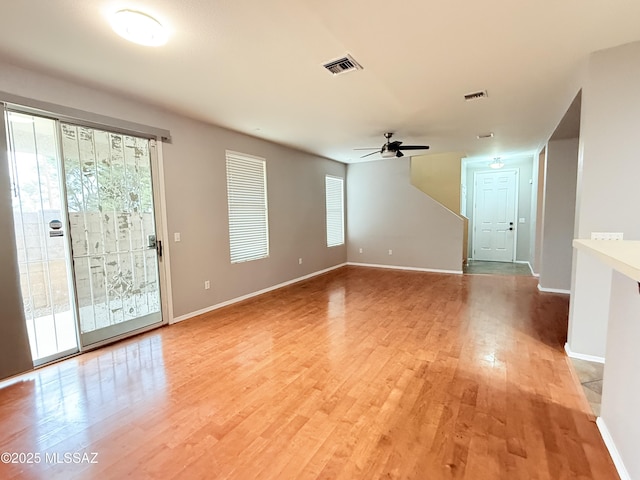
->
[60,123,162,347]
[6,109,164,362]
[6,112,78,365]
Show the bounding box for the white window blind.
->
[325,175,344,247]
[226,151,269,263]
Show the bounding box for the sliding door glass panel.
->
[6,112,78,364]
[60,124,161,347]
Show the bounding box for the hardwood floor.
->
[0,266,618,479]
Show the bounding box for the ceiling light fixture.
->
[489,157,504,169]
[110,9,168,46]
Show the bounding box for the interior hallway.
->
[0,266,616,479]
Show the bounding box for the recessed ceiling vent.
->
[464,90,488,101]
[323,54,363,75]
[477,132,494,139]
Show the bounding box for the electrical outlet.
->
[519,218,525,224]
[298,258,302,265]
[591,232,624,241]
[359,248,363,254]
[174,232,181,242]
[388,249,393,255]
[204,280,210,290]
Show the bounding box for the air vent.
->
[464,90,488,101]
[323,54,363,75]
[477,132,494,139]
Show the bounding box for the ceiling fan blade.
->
[396,150,404,158]
[397,145,430,151]
[353,147,380,150]
[360,150,382,158]
[388,140,403,149]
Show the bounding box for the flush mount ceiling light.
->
[110,9,168,46]
[489,157,504,169]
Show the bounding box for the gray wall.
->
[465,156,534,263]
[568,41,640,359]
[0,106,33,380]
[601,271,640,480]
[0,59,347,380]
[162,119,346,318]
[539,138,578,291]
[346,158,463,272]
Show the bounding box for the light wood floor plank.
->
[0,266,619,479]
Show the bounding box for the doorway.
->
[471,169,518,262]
[6,109,165,365]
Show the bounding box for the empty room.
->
[1,1,640,479]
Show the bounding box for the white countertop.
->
[573,239,640,282]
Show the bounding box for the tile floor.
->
[569,357,604,416]
[464,260,533,276]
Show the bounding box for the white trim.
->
[171,263,347,324]
[155,140,174,325]
[596,417,631,480]
[154,142,173,325]
[347,262,463,275]
[515,260,535,275]
[537,284,570,294]
[564,342,605,364]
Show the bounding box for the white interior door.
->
[473,169,518,262]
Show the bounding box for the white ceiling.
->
[1,0,639,164]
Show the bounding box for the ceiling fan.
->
[356,132,430,158]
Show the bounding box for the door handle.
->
[148,234,162,257]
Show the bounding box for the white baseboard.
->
[171,263,347,324]
[537,284,570,295]
[347,262,462,275]
[515,260,535,276]
[596,417,631,480]
[564,343,605,364]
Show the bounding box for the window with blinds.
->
[225,151,269,263]
[325,175,344,247]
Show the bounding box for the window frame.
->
[225,150,270,263]
[325,175,345,248]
